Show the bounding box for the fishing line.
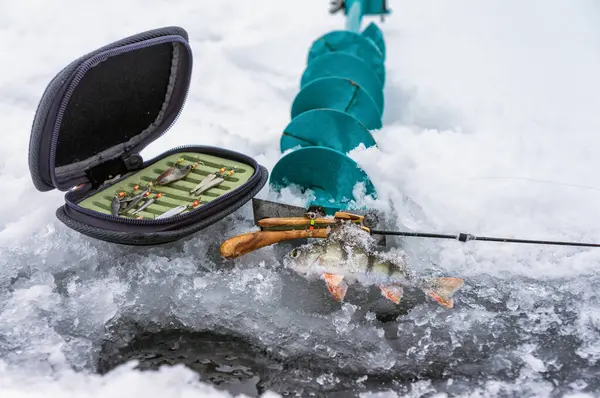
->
[469,176,600,193]
[373,176,600,248]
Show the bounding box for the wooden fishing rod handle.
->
[220,229,329,258]
[256,213,364,228]
[257,217,335,227]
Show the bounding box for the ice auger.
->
[269,0,391,214]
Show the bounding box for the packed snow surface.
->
[1,0,600,397]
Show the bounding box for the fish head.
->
[282,244,324,276]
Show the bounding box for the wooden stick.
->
[219,229,329,258]
[257,217,336,228]
[333,212,364,222]
[256,212,364,228]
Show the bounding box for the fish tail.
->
[421,277,464,309]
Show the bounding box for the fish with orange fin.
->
[282,225,464,308]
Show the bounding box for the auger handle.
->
[219,229,329,259]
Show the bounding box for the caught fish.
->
[156,158,200,186]
[190,168,233,195]
[282,227,464,308]
[132,193,164,215]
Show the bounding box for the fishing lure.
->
[132,193,164,215]
[155,158,202,186]
[155,200,201,219]
[155,205,187,219]
[190,167,234,196]
[117,184,144,203]
[110,190,134,216]
[111,193,123,216]
[120,187,152,214]
[108,183,153,217]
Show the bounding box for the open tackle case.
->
[27,26,268,245]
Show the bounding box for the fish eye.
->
[291,249,299,258]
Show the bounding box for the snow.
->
[1,0,600,397]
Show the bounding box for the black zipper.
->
[64,145,263,225]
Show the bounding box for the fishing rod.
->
[219,211,600,258]
[370,230,600,248]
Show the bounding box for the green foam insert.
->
[77,152,255,219]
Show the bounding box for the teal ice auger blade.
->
[269,0,390,214]
[301,52,384,114]
[361,21,386,60]
[307,29,385,84]
[291,77,382,130]
[270,147,376,215]
[281,108,376,153]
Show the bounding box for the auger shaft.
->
[346,0,364,32]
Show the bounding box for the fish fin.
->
[321,273,344,286]
[423,277,464,309]
[321,273,348,302]
[328,282,348,302]
[379,284,403,304]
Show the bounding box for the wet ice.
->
[2,0,600,397]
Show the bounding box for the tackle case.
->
[27,26,268,245]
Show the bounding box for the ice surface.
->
[1,0,600,397]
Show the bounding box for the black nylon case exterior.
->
[27,26,268,245]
